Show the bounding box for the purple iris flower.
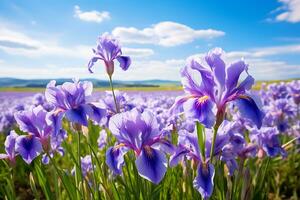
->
[0,130,18,165]
[100,90,134,116]
[14,105,53,148]
[250,127,286,158]
[289,80,300,105]
[170,48,264,128]
[169,129,216,199]
[72,155,94,177]
[15,135,42,164]
[45,79,106,126]
[106,109,172,184]
[87,33,131,76]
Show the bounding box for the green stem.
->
[88,135,100,200]
[108,75,119,113]
[196,121,206,161]
[209,125,220,162]
[77,132,84,197]
[47,153,73,199]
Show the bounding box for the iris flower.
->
[106,109,173,184]
[87,33,131,77]
[0,130,18,165]
[45,79,106,126]
[170,48,264,129]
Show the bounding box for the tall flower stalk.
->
[87,33,131,113]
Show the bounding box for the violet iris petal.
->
[87,33,131,75]
[135,147,167,184]
[170,48,263,128]
[193,163,215,200]
[16,135,42,164]
[234,95,264,129]
[45,80,106,126]
[106,109,170,183]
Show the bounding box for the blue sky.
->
[0,0,300,81]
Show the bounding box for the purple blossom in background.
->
[87,33,131,76]
[289,80,300,105]
[72,155,94,177]
[106,109,173,184]
[250,127,286,158]
[100,90,134,118]
[170,48,264,128]
[45,79,106,126]
[15,135,42,164]
[0,130,18,165]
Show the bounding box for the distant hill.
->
[0,78,181,88]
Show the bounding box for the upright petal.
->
[226,60,247,92]
[193,163,215,199]
[234,95,264,129]
[135,146,167,184]
[205,48,226,87]
[117,56,131,71]
[189,59,215,97]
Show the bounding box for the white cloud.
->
[122,47,154,57]
[73,5,110,23]
[0,25,154,59]
[274,0,300,23]
[112,21,225,47]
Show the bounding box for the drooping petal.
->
[135,146,167,184]
[88,103,107,125]
[189,59,215,97]
[193,163,215,199]
[65,105,92,126]
[105,146,128,175]
[15,136,42,164]
[117,56,131,71]
[169,95,189,115]
[234,95,264,129]
[87,56,102,73]
[180,65,202,95]
[183,96,215,128]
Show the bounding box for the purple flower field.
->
[0,36,299,200]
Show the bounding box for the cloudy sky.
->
[0,0,300,81]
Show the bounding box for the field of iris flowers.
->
[0,34,299,200]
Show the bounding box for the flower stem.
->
[77,132,84,196]
[209,125,220,162]
[108,75,119,113]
